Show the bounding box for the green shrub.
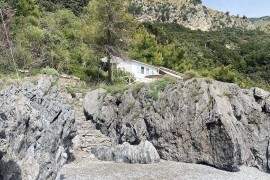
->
[131,82,146,97]
[192,86,201,98]
[205,78,213,84]
[150,79,168,91]
[28,68,41,76]
[0,61,16,74]
[211,66,236,83]
[26,16,39,26]
[145,76,178,100]
[25,26,45,42]
[41,67,59,77]
[113,68,135,84]
[100,84,129,96]
[184,70,200,80]
[66,87,76,98]
[146,89,159,100]
[125,101,135,113]
[162,75,178,83]
[222,91,233,99]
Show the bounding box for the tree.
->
[161,44,185,70]
[86,0,135,83]
[16,0,39,16]
[129,28,164,66]
[191,0,202,5]
[0,3,14,48]
[0,0,16,8]
[36,0,90,15]
[0,2,19,76]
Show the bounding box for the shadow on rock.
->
[197,161,240,172]
[0,160,22,180]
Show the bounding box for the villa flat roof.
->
[131,60,158,69]
[101,56,158,69]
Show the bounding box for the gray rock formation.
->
[0,77,76,180]
[130,0,254,31]
[84,78,270,173]
[93,140,160,164]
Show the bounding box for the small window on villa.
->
[146,68,149,75]
[150,70,153,75]
[141,66,145,74]
[137,66,140,74]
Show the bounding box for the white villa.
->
[101,56,183,83]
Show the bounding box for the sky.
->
[202,0,270,18]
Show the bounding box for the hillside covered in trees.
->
[0,0,270,89]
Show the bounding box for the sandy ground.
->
[59,158,270,180]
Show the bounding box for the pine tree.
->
[86,0,135,83]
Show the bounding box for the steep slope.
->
[250,16,270,33]
[129,0,254,31]
[84,78,270,173]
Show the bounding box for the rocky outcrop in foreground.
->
[83,89,159,164]
[0,77,76,180]
[84,78,270,173]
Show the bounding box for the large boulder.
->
[0,77,76,180]
[93,141,160,164]
[84,78,270,173]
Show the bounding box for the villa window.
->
[141,66,145,74]
[137,66,140,73]
[146,68,149,75]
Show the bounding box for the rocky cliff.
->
[0,77,76,180]
[84,78,270,173]
[250,16,270,33]
[129,0,254,31]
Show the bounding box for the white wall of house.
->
[116,60,158,83]
[131,61,158,78]
[101,55,162,83]
[132,61,158,82]
[117,60,132,73]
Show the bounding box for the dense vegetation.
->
[1,0,270,89]
[131,22,270,89]
[0,0,103,82]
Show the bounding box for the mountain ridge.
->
[129,0,255,31]
[249,16,270,33]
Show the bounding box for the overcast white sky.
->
[202,0,270,18]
